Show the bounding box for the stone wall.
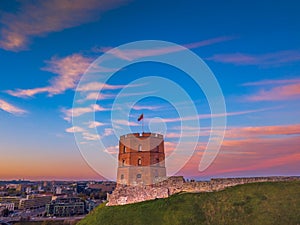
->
[107,176,300,206]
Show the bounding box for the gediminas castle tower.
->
[117,132,166,186]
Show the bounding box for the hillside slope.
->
[78,181,300,225]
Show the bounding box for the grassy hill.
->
[77,181,300,225]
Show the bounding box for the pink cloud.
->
[173,123,300,177]
[0,0,130,51]
[165,131,207,139]
[225,124,300,139]
[7,54,92,97]
[214,136,300,175]
[207,50,300,66]
[242,78,300,86]
[0,99,27,115]
[246,82,300,101]
[96,36,235,61]
[178,135,300,178]
[209,153,300,175]
[104,145,119,155]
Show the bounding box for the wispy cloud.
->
[7,54,92,97]
[65,126,86,133]
[132,105,163,110]
[0,99,27,115]
[87,121,106,128]
[207,50,300,66]
[242,78,300,86]
[82,132,100,141]
[76,82,128,92]
[95,36,235,61]
[103,128,114,136]
[113,120,139,126]
[0,0,130,51]
[81,89,152,101]
[150,108,271,123]
[104,145,119,155]
[245,81,300,101]
[63,104,109,121]
[189,123,300,148]
[84,92,117,101]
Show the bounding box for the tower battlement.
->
[120,132,164,139]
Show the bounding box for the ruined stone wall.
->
[107,176,300,206]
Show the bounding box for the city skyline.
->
[0,0,300,180]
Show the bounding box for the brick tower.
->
[117,132,166,186]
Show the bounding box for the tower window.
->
[156,146,159,152]
[123,146,126,153]
[138,144,142,152]
[122,159,126,166]
[136,174,142,178]
[121,174,124,179]
[138,158,142,166]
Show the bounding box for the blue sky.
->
[0,0,300,180]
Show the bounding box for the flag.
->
[137,113,144,121]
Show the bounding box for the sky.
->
[0,0,300,181]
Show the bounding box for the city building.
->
[19,195,52,210]
[55,186,62,195]
[0,197,21,210]
[117,133,166,186]
[87,181,116,193]
[85,199,96,213]
[25,187,32,194]
[0,202,14,211]
[76,182,87,194]
[46,197,85,217]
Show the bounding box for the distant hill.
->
[77,181,300,225]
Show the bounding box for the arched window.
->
[122,159,126,166]
[156,146,159,152]
[123,146,126,153]
[138,144,142,152]
[138,158,142,166]
[120,174,124,179]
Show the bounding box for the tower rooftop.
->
[120,132,163,140]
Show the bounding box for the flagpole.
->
[138,113,144,134]
[142,113,144,133]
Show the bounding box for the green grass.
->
[77,181,300,225]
